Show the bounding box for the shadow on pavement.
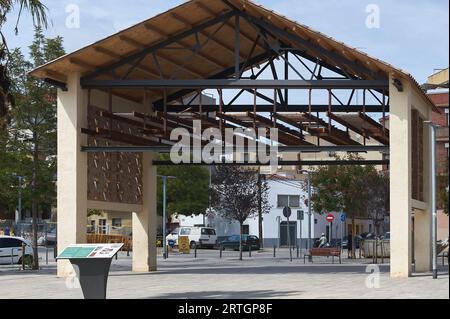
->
[147,289,301,299]
[109,264,390,277]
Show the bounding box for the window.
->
[201,228,216,235]
[0,238,22,248]
[180,228,191,235]
[112,218,122,228]
[277,195,300,208]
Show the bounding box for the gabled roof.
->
[30,0,435,109]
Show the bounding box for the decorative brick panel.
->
[87,105,143,205]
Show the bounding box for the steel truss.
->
[78,1,392,158]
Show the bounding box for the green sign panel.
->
[59,246,96,258]
[57,244,123,259]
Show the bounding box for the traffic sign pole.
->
[283,207,292,262]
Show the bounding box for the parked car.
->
[338,235,363,249]
[0,236,34,265]
[165,227,191,247]
[37,227,57,246]
[219,235,260,251]
[381,232,390,240]
[166,226,218,249]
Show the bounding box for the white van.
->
[166,226,217,249]
[0,236,34,265]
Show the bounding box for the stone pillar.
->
[132,153,158,272]
[57,73,88,277]
[389,77,413,278]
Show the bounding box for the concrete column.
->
[414,208,431,272]
[414,102,432,272]
[132,153,158,272]
[389,77,413,278]
[57,73,88,277]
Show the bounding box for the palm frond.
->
[14,0,49,34]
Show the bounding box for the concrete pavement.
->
[0,248,448,299]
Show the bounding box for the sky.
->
[2,0,449,84]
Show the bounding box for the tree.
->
[1,0,49,128]
[307,154,377,258]
[156,154,210,217]
[5,28,64,269]
[364,170,390,236]
[212,166,270,260]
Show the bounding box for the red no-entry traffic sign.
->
[326,213,335,223]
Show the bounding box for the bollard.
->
[219,246,222,259]
[46,246,49,265]
[21,243,25,270]
[372,240,376,264]
[381,241,384,264]
[194,246,197,258]
[296,246,299,259]
[127,245,130,257]
[166,245,169,259]
[11,248,14,265]
[249,247,252,258]
[273,246,276,258]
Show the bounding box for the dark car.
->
[338,235,363,249]
[219,235,260,251]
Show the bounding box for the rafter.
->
[119,35,205,78]
[144,23,228,70]
[196,2,261,48]
[169,11,246,60]
[93,46,162,79]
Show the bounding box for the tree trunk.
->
[351,217,356,259]
[257,173,263,249]
[31,133,39,270]
[239,222,243,261]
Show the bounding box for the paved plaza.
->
[0,248,448,299]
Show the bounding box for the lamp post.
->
[300,170,313,251]
[12,174,23,224]
[424,121,439,279]
[158,175,176,259]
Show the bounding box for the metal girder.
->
[151,160,389,166]
[236,10,385,80]
[81,145,389,153]
[152,50,276,108]
[153,104,389,113]
[81,79,388,89]
[81,10,236,81]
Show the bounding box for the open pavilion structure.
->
[30,0,438,278]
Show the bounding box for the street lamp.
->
[158,175,176,259]
[11,174,23,224]
[424,121,439,279]
[299,169,314,251]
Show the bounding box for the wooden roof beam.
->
[246,112,313,145]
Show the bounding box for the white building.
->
[174,175,374,248]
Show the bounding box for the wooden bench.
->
[303,248,342,264]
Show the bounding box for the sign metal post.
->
[283,207,292,262]
[57,243,123,299]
